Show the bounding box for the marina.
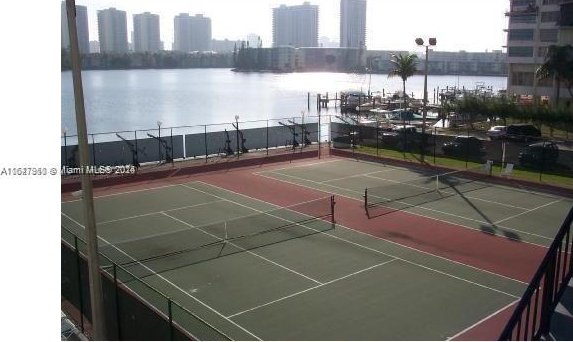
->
[61,69,507,135]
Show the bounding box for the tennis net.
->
[364,164,492,216]
[99,196,335,278]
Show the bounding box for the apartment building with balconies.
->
[506,0,573,103]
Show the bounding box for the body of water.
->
[61,68,507,135]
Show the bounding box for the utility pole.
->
[66,0,106,339]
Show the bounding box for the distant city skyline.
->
[73,0,509,52]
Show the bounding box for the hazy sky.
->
[74,0,509,52]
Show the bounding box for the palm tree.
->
[388,53,419,109]
[536,45,573,104]
[388,52,418,155]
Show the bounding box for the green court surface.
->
[256,158,573,247]
[61,180,531,340]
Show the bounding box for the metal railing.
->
[499,206,573,340]
[62,116,326,169]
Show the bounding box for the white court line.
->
[319,169,396,184]
[227,259,398,318]
[60,212,262,341]
[190,181,526,295]
[447,299,520,340]
[161,212,323,286]
[233,175,536,285]
[252,158,341,175]
[363,173,531,211]
[259,170,554,244]
[204,176,528,285]
[97,199,227,225]
[494,199,562,224]
[62,183,184,203]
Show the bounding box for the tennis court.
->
[61,175,537,340]
[256,158,573,248]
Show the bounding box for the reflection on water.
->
[61,69,506,135]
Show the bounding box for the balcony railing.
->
[505,4,539,16]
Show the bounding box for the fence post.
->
[465,126,469,168]
[376,119,380,157]
[134,130,139,167]
[318,112,321,159]
[170,128,174,164]
[113,264,122,340]
[74,236,85,333]
[158,127,162,162]
[63,132,68,168]
[433,127,437,164]
[538,143,545,182]
[236,119,240,158]
[91,134,97,166]
[266,120,269,156]
[329,114,332,154]
[204,125,208,163]
[351,123,355,158]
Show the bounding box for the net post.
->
[330,196,336,229]
[364,188,369,218]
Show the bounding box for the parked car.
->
[487,126,507,140]
[392,124,417,134]
[519,142,559,167]
[442,136,484,156]
[506,124,541,142]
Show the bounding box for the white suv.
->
[486,126,507,140]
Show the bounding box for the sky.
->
[74,0,510,52]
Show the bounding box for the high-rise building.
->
[340,0,366,49]
[505,0,573,104]
[173,13,212,52]
[61,1,90,54]
[133,12,161,52]
[89,40,100,53]
[272,2,319,47]
[247,33,261,48]
[97,7,128,53]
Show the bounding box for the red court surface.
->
[62,152,571,339]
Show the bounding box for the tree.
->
[388,53,418,109]
[536,44,573,104]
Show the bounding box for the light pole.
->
[415,37,436,163]
[65,0,105,338]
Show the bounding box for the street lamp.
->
[416,37,437,162]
